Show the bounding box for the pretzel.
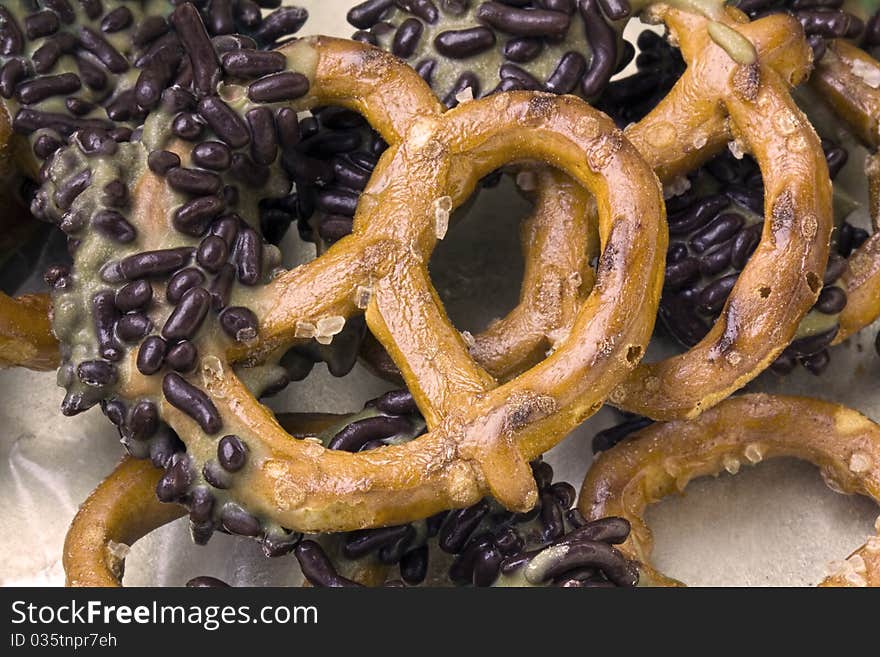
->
[296,458,638,588]
[50,6,665,539]
[63,456,185,587]
[303,0,626,382]
[809,39,880,344]
[66,436,638,588]
[580,393,880,587]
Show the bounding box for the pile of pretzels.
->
[0,0,878,587]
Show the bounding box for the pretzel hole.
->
[646,458,878,586]
[429,175,527,335]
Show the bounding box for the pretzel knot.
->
[52,36,665,535]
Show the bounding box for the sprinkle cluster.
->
[296,456,639,587]
[348,0,630,106]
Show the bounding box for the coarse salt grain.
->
[455,86,474,104]
[663,175,691,199]
[294,320,316,339]
[744,443,763,464]
[106,540,130,561]
[315,316,345,344]
[851,58,880,89]
[849,451,873,474]
[728,139,746,159]
[845,571,868,587]
[355,285,373,309]
[434,196,452,239]
[723,454,741,475]
[848,554,867,574]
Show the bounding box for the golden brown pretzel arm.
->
[63,457,185,587]
[811,40,880,343]
[609,9,832,420]
[579,394,880,587]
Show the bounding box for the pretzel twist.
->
[579,393,880,587]
[63,457,185,587]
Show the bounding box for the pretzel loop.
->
[607,8,832,419]
[580,394,880,587]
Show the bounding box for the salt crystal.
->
[455,86,474,104]
[460,330,475,348]
[851,58,880,89]
[728,139,746,159]
[434,195,453,213]
[723,455,741,475]
[845,571,868,587]
[433,196,452,239]
[663,175,691,199]
[744,443,763,464]
[355,285,373,309]
[106,540,130,561]
[315,316,345,345]
[294,320,316,339]
[516,171,538,192]
[848,554,867,574]
[849,451,873,474]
